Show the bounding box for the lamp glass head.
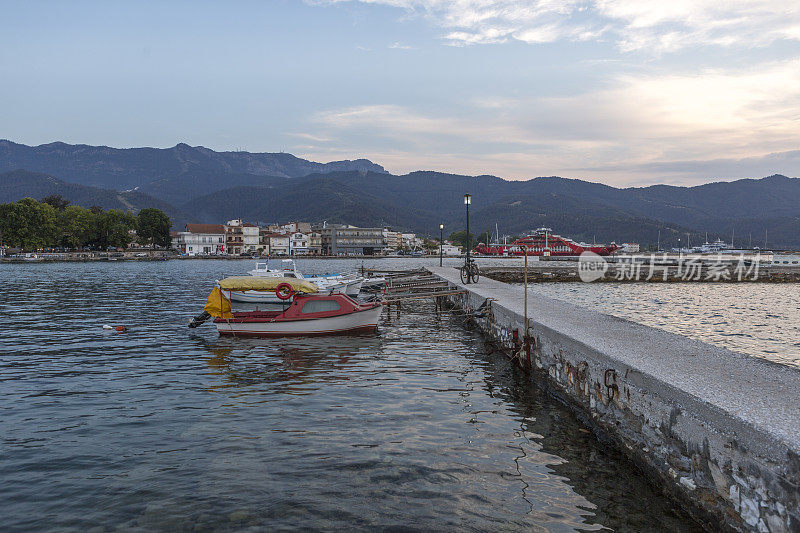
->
[464,194,471,205]
[439,224,444,230]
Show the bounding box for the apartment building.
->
[319,225,386,255]
[172,224,226,255]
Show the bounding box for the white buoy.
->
[102,325,113,330]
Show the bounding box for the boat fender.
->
[275,283,294,300]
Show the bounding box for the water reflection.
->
[1,260,700,531]
[193,335,383,392]
[479,358,701,532]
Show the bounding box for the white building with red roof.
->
[172,224,226,255]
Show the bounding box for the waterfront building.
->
[401,233,422,249]
[225,219,244,255]
[172,223,226,255]
[242,223,260,254]
[383,229,403,251]
[308,231,323,255]
[278,222,312,235]
[266,233,290,256]
[319,225,386,255]
[257,230,272,255]
[620,243,640,253]
[441,243,462,256]
[289,232,310,255]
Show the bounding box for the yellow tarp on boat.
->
[203,277,318,319]
[204,286,234,319]
[216,276,318,293]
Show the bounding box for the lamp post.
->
[439,223,444,267]
[464,193,471,283]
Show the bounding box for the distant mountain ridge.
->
[1,140,798,249]
[0,140,387,191]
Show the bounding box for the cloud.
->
[575,150,800,186]
[301,59,800,185]
[316,0,800,52]
[388,41,415,49]
[288,132,333,142]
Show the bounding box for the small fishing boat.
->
[189,276,383,337]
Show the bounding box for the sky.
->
[1,0,799,186]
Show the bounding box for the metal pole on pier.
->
[524,251,528,330]
[523,249,531,368]
[464,193,471,284]
[439,223,444,267]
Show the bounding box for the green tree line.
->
[0,195,171,251]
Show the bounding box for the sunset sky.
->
[1,0,799,185]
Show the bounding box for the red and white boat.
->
[474,227,619,256]
[190,276,383,337]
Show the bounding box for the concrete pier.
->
[427,266,800,532]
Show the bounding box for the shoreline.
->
[0,254,473,263]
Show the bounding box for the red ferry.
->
[474,228,619,256]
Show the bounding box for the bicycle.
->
[460,258,480,284]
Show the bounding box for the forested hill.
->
[0,169,190,227]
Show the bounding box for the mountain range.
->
[1,140,799,249]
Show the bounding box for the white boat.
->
[361,276,386,291]
[245,259,364,298]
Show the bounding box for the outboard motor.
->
[188,311,211,328]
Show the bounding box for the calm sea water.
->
[522,281,800,367]
[0,259,698,531]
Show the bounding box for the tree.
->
[96,210,136,249]
[422,239,438,251]
[61,205,97,249]
[41,194,70,211]
[448,230,474,249]
[136,208,171,248]
[476,229,492,245]
[0,198,59,250]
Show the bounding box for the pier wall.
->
[427,267,800,532]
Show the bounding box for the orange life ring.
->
[275,283,294,300]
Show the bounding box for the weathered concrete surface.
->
[428,266,800,532]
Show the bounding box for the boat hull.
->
[223,289,285,303]
[215,305,382,337]
[344,279,363,296]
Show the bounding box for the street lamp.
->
[464,193,471,282]
[439,223,444,267]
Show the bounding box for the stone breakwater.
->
[482,264,800,283]
[428,266,800,532]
